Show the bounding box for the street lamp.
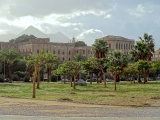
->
[4,57,5,79]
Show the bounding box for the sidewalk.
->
[0,115,160,120]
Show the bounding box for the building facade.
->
[96,35,135,55]
[0,38,93,61]
[152,49,160,61]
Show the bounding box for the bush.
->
[14,71,29,78]
[12,74,19,81]
[0,74,4,82]
[24,75,30,82]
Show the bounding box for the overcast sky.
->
[0,0,160,49]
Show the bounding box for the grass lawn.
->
[0,81,160,107]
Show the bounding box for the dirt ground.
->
[0,97,160,117]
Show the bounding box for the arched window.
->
[119,44,120,49]
[124,44,125,49]
[116,43,118,49]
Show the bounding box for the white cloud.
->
[77,29,104,46]
[128,4,146,17]
[104,14,112,19]
[137,4,145,13]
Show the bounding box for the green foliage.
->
[24,75,30,82]
[12,74,19,81]
[133,60,151,74]
[13,71,29,78]
[92,38,109,58]
[108,50,128,76]
[0,74,4,82]
[75,41,87,47]
[71,53,87,62]
[9,34,36,43]
[12,60,27,72]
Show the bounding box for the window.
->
[116,43,118,49]
[119,44,120,49]
[109,43,111,48]
[124,44,125,49]
[63,52,64,55]
[69,51,70,55]
[37,50,39,53]
[121,44,123,49]
[77,50,78,53]
[88,50,90,54]
[53,51,55,54]
[58,51,60,54]
[83,50,85,54]
[63,57,64,60]
[69,58,70,60]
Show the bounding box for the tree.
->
[108,50,128,91]
[130,41,150,62]
[9,34,36,43]
[43,52,57,82]
[83,57,98,84]
[75,41,87,47]
[71,53,87,62]
[92,38,109,58]
[133,60,151,84]
[139,33,154,61]
[0,50,21,83]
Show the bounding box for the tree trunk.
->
[73,75,76,89]
[143,73,147,84]
[103,72,106,88]
[32,74,36,98]
[47,68,50,82]
[116,75,120,82]
[138,72,142,83]
[114,75,117,91]
[70,76,73,87]
[9,68,12,83]
[63,75,66,84]
[37,71,40,89]
[90,72,92,84]
[96,74,99,84]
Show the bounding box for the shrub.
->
[24,75,30,82]
[0,74,4,82]
[14,71,29,78]
[12,74,19,81]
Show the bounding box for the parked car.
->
[4,78,10,82]
[86,78,97,82]
[106,78,113,82]
[61,79,70,82]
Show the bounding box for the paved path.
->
[0,97,160,119]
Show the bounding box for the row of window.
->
[37,50,92,54]
[116,43,132,50]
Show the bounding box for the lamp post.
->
[4,57,5,79]
[79,47,82,79]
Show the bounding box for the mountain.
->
[0,33,16,42]
[49,32,71,43]
[18,25,47,38]
[0,25,71,43]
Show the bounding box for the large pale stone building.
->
[152,49,160,61]
[96,35,135,55]
[0,37,93,61]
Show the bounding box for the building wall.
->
[96,35,135,55]
[0,38,93,61]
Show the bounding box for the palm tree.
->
[139,33,154,61]
[0,50,21,83]
[92,38,109,58]
[130,41,150,61]
[108,50,128,91]
[71,53,87,62]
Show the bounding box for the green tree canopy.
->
[9,34,36,43]
[75,41,87,47]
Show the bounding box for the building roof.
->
[153,49,160,54]
[102,35,134,41]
